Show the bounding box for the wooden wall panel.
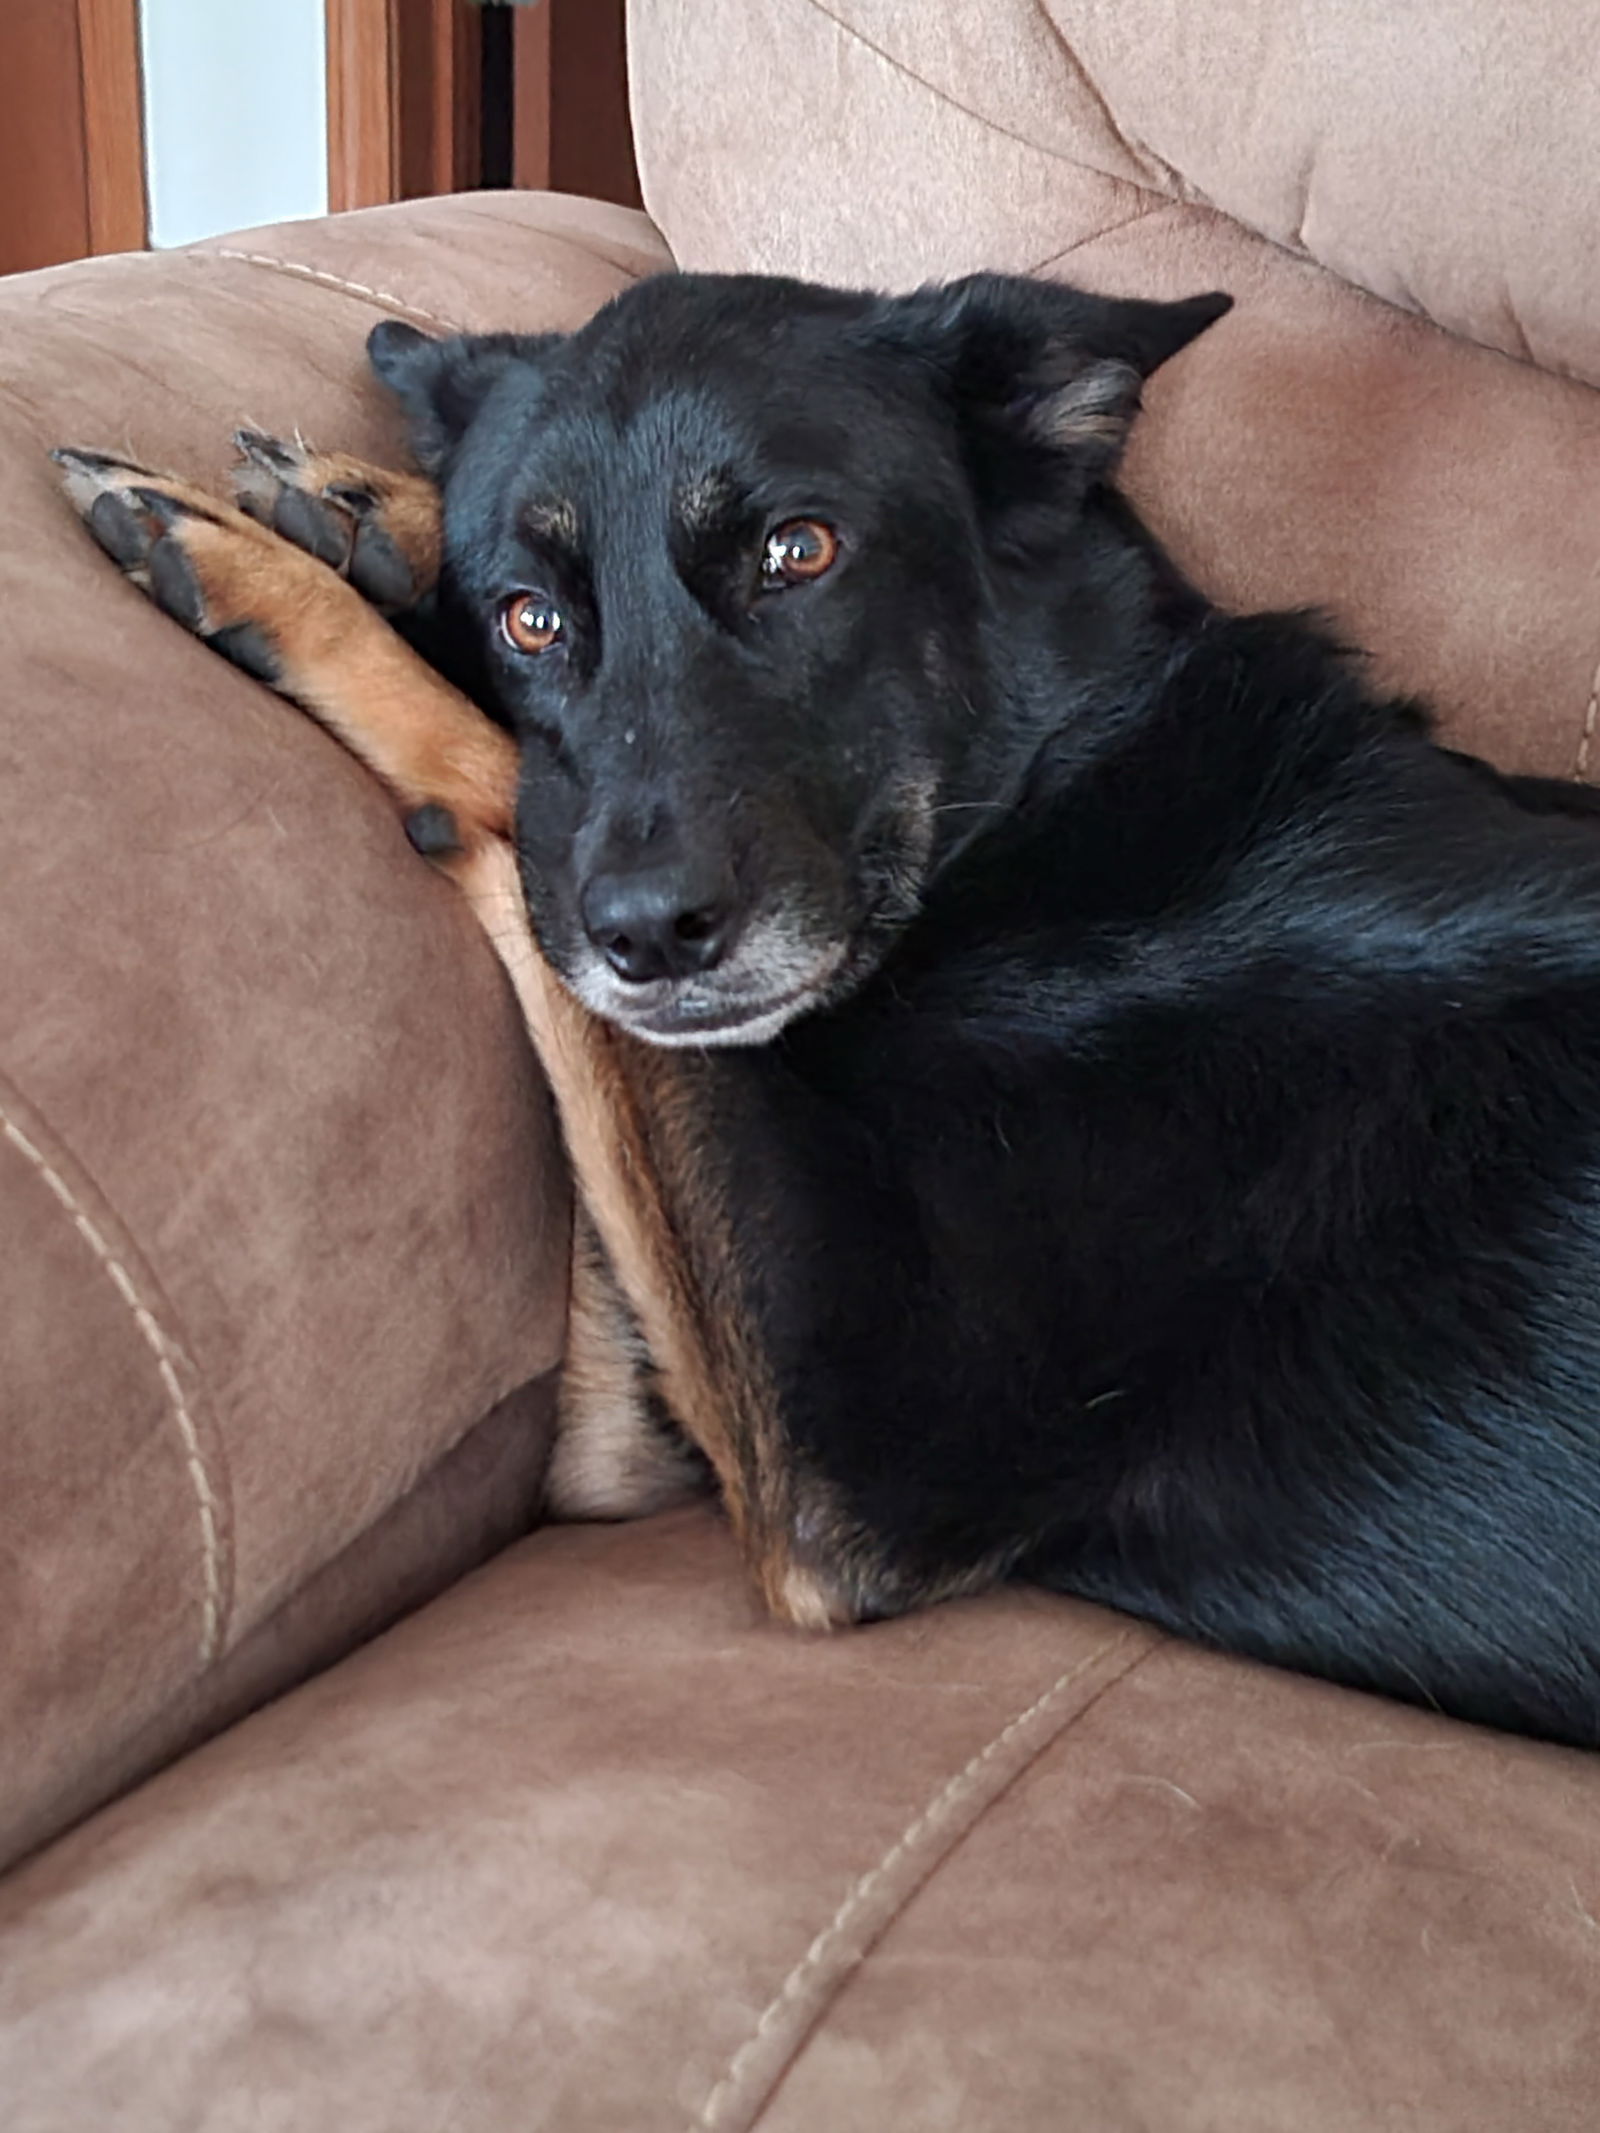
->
[329,0,486,212]
[0,0,146,275]
[325,0,640,221]
[397,0,482,197]
[78,0,149,254]
[326,0,401,213]
[0,0,92,274]
[512,0,641,209]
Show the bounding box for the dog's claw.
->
[52,445,117,475]
[326,481,379,517]
[53,444,164,480]
[52,445,169,533]
[232,427,297,472]
[131,486,192,530]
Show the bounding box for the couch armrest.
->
[0,191,674,1869]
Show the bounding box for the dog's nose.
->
[580,864,733,984]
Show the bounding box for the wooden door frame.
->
[78,0,148,252]
[0,0,147,272]
[512,0,640,208]
[326,0,483,213]
[325,0,401,212]
[401,0,482,198]
[325,0,639,216]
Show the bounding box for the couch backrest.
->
[629,0,1600,781]
[632,0,1600,380]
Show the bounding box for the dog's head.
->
[370,272,1228,1044]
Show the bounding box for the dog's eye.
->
[500,594,564,655]
[760,519,839,590]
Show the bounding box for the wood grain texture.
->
[398,0,482,197]
[77,0,147,253]
[510,0,552,190]
[330,0,487,211]
[513,0,641,208]
[0,0,91,273]
[326,0,400,212]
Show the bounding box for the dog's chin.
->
[617,988,827,1048]
[564,945,852,1049]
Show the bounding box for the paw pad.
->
[271,485,352,570]
[147,534,206,629]
[85,491,155,570]
[207,621,281,682]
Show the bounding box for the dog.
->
[54,268,1600,1747]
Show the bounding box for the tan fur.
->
[546,1212,707,1519]
[1033,359,1141,452]
[520,499,581,549]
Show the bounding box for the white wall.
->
[139,0,327,248]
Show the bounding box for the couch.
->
[3,2,1598,2125]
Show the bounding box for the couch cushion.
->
[1,1508,1595,2131]
[0,192,672,1870]
[1033,0,1600,387]
[640,0,1600,385]
[631,0,1600,782]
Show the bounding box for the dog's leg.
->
[546,1210,710,1519]
[55,449,838,1621]
[53,450,511,830]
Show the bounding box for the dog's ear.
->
[367,320,559,474]
[876,275,1231,475]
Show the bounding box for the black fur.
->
[373,272,1600,1746]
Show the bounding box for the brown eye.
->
[760,518,839,589]
[500,594,564,654]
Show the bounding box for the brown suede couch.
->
[4,3,1600,2126]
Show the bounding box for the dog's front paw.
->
[55,442,518,846]
[52,447,307,684]
[231,432,440,614]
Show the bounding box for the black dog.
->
[60,270,1600,1746]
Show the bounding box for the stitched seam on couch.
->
[206,251,468,335]
[692,1625,1155,2133]
[0,1102,228,1666]
[206,220,662,332]
[795,0,1185,204]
